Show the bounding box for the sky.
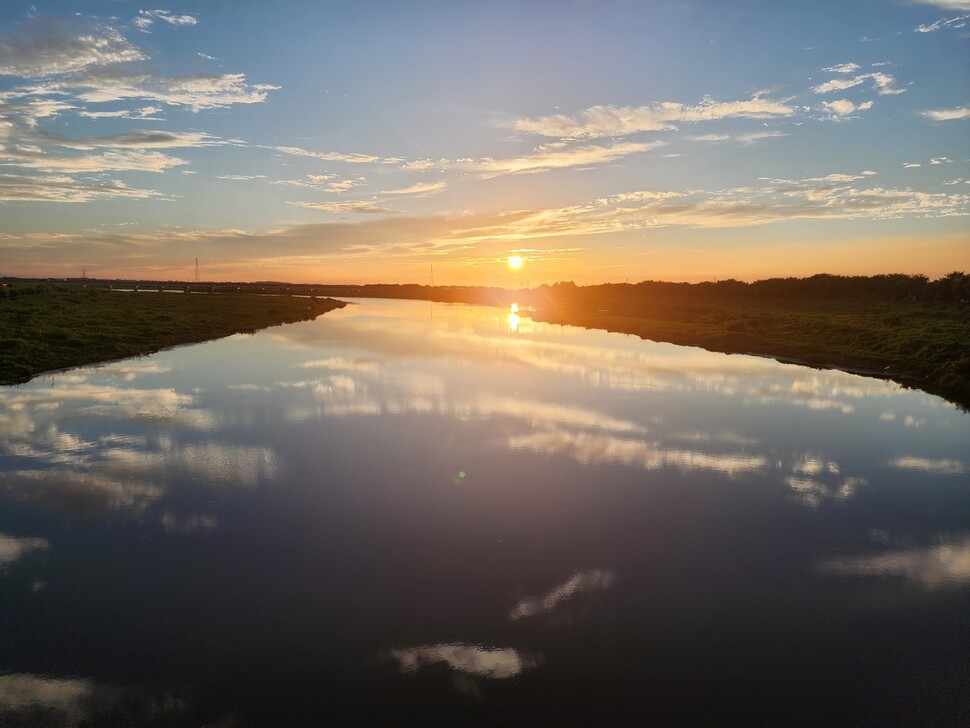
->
[0,0,968,285]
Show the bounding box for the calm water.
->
[1,298,968,726]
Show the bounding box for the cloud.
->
[813,72,904,96]
[50,130,222,150]
[903,162,921,168]
[915,13,970,31]
[296,200,389,214]
[67,72,279,112]
[272,145,380,164]
[930,156,953,164]
[458,141,664,177]
[134,9,199,33]
[325,179,358,193]
[382,181,447,196]
[821,99,874,117]
[3,148,186,173]
[910,0,970,10]
[77,105,163,120]
[508,570,615,620]
[0,173,162,202]
[687,130,787,144]
[514,96,795,139]
[823,63,862,73]
[0,17,146,77]
[921,106,970,121]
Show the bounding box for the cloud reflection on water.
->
[390,643,541,679]
[509,569,615,621]
[820,536,970,587]
[0,532,48,566]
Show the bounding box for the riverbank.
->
[0,285,346,385]
[529,297,970,410]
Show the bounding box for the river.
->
[1,298,968,726]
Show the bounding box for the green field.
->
[530,296,970,409]
[0,284,345,384]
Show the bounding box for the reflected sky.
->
[1,298,968,725]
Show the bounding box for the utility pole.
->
[430,263,434,287]
[195,257,200,283]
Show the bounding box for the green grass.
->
[530,297,970,409]
[0,285,345,384]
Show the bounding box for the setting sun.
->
[507,256,524,269]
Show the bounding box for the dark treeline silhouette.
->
[4,272,967,306]
[530,272,969,307]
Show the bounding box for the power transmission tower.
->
[195,257,200,283]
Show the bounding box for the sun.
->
[507,255,524,269]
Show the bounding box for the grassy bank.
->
[0,284,346,385]
[530,297,970,409]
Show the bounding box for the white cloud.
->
[915,13,970,32]
[296,200,389,214]
[273,145,380,164]
[688,130,786,144]
[4,148,186,173]
[69,72,279,111]
[0,173,162,201]
[903,162,922,168]
[910,0,970,10]
[382,181,447,196]
[325,179,357,193]
[821,99,874,117]
[930,156,953,164]
[458,141,664,177]
[921,106,970,121]
[0,18,146,77]
[823,63,862,73]
[813,71,904,96]
[77,105,163,120]
[514,96,795,139]
[134,9,199,33]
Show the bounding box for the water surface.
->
[2,299,968,726]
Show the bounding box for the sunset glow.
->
[0,2,967,285]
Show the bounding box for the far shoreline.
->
[2,275,967,410]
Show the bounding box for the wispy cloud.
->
[921,105,970,120]
[687,130,787,144]
[457,141,664,177]
[3,149,186,173]
[0,173,161,202]
[272,145,380,164]
[514,96,795,139]
[296,200,389,214]
[915,13,970,32]
[813,72,904,95]
[134,9,199,33]
[382,181,447,196]
[910,0,970,11]
[823,63,862,74]
[508,570,615,620]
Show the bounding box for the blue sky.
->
[0,0,967,284]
